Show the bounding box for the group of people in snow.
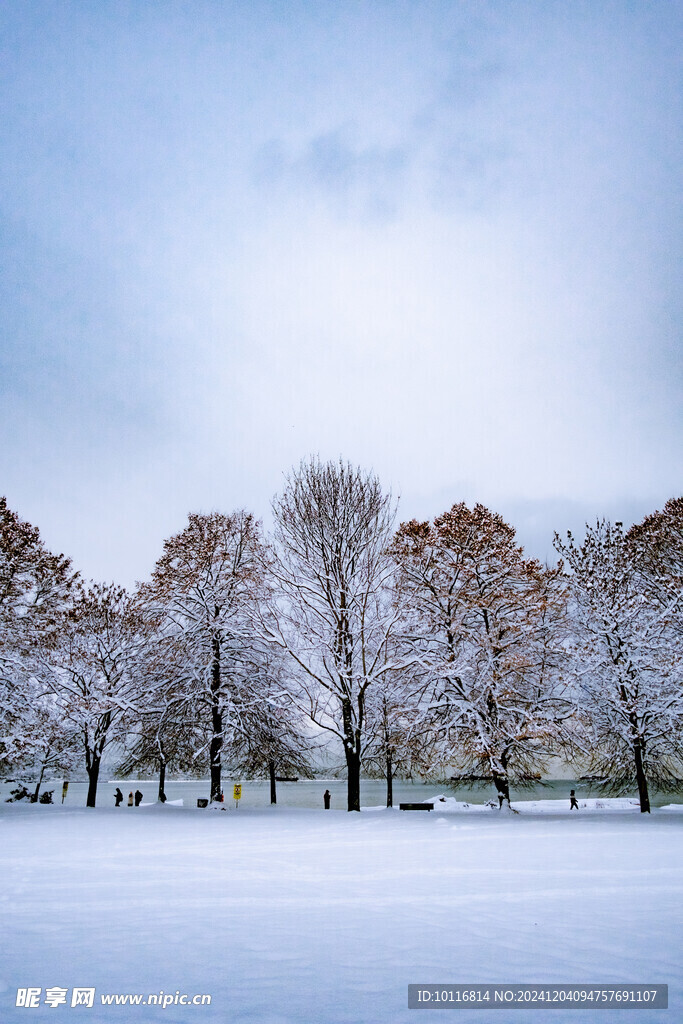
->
[114,788,142,807]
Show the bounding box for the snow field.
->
[0,801,681,1023]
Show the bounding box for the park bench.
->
[399,802,433,811]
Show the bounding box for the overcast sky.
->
[1,0,681,587]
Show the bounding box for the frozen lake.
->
[3,775,680,809]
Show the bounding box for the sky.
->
[1,0,681,587]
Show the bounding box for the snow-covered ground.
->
[1,798,681,1023]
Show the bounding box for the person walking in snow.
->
[114,788,123,807]
[570,789,579,810]
[134,789,143,806]
[323,789,331,809]
[127,791,134,807]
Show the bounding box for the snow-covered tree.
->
[361,671,434,807]
[391,504,570,807]
[0,496,76,653]
[627,497,683,637]
[267,458,400,811]
[41,583,148,807]
[224,650,316,804]
[0,497,77,775]
[555,520,683,812]
[143,511,264,802]
[116,632,205,802]
[1,685,80,800]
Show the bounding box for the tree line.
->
[1,460,682,814]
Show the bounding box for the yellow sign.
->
[233,785,242,801]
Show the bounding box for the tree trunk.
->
[341,697,361,811]
[269,760,277,805]
[209,713,222,802]
[85,713,110,809]
[32,763,46,803]
[209,634,223,803]
[345,746,361,811]
[492,750,511,809]
[386,750,393,808]
[86,755,101,808]
[633,737,651,813]
[158,758,166,803]
[493,773,510,808]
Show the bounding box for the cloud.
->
[253,129,410,220]
[250,36,516,220]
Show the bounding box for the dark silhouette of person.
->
[114,788,123,807]
[570,789,579,810]
[127,791,134,807]
[134,790,143,807]
[323,789,331,809]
